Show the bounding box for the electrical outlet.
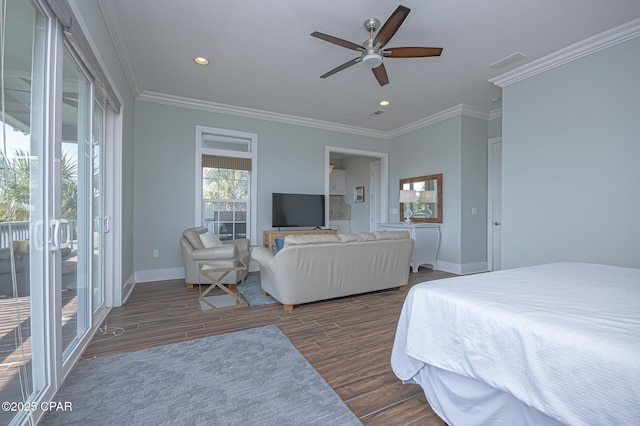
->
[153,250,159,258]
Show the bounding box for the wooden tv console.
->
[263,229,337,251]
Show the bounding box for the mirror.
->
[399,173,443,223]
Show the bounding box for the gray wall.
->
[133,101,389,273]
[390,115,488,272]
[488,116,502,140]
[501,36,640,269]
[343,155,378,233]
[388,118,463,267]
[460,116,488,265]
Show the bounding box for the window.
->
[202,156,250,240]
[196,126,257,244]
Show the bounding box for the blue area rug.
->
[238,274,278,306]
[43,326,361,425]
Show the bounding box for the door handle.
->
[50,219,71,251]
[493,221,502,226]
[59,219,71,249]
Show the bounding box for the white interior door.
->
[489,139,503,270]
[370,160,382,231]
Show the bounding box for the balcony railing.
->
[0,221,30,249]
[0,220,78,250]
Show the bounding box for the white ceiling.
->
[98,0,640,133]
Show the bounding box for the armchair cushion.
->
[199,231,223,248]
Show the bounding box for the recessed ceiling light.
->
[194,57,209,65]
[379,100,390,106]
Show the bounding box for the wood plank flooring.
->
[82,268,456,425]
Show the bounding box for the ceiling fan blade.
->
[384,46,443,58]
[372,64,389,86]
[374,5,410,49]
[311,31,364,51]
[320,57,361,79]
[63,98,78,108]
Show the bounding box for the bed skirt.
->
[407,363,565,426]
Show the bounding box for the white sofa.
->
[251,231,414,310]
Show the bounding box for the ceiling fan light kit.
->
[362,53,383,69]
[311,5,443,86]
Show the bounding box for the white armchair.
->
[180,227,250,288]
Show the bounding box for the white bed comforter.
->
[391,262,640,426]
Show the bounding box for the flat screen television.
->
[272,193,326,228]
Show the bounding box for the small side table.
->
[198,259,248,310]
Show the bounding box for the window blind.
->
[202,155,251,171]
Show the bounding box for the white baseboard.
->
[461,261,489,275]
[135,267,184,283]
[135,261,261,284]
[437,261,461,275]
[437,261,489,275]
[121,273,136,304]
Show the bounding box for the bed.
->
[391,262,640,426]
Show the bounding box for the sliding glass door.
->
[58,46,91,359]
[1,1,109,424]
[92,102,104,312]
[0,1,48,425]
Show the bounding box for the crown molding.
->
[490,18,640,87]
[387,104,490,138]
[489,108,502,121]
[138,91,493,140]
[137,91,390,139]
[98,0,142,96]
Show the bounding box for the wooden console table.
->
[263,229,337,251]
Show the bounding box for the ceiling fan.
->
[311,5,443,86]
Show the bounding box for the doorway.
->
[325,147,388,233]
[487,137,502,271]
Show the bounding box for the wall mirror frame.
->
[399,173,443,223]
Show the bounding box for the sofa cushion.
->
[374,231,410,240]
[199,231,223,248]
[284,234,341,246]
[338,233,377,243]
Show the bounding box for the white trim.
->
[139,91,493,139]
[387,104,490,138]
[121,273,136,304]
[489,108,502,121]
[461,262,489,275]
[141,90,387,138]
[195,125,258,244]
[325,146,388,228]
[96,0,142,96]
[436,261,461,275]
[135,267,184,283]
[437,261,487,275]
[490,18,640,87]
[104,105,123,307]
[135,259,261,284]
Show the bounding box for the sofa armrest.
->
[250,247,275,270]
[190,245,237,261]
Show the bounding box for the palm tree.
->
[0,149,78,222]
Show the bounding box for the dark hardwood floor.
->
[82,268,456,425]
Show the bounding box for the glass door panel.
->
[92,102,104,311]
[60,48,91,358]
[0,0,48,424]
